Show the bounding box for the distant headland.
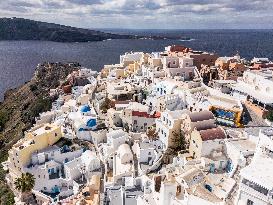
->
[0,17,184,42]
[0,17,138,42]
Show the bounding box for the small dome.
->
[86,118,96,127]
[81,105,91,113]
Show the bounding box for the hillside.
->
[0,62,80,204]
[0,18,137,42]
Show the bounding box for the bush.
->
[100,98,115,113]
[0,183,15,205]
[31,97,52,117]
[0,111,9,131]
[22,97,52,124]
[29,84,37,92]
[266,110,273,122]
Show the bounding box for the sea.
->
[1,29,273,101]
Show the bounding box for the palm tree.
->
[14,173,35,203]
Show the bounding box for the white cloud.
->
[0,0,272,29]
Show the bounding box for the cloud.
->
[0,0,272,29]
[65,0,103,5]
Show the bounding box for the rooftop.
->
[199,127,226,141]
[240,155,273,190]
[189,110,215,122]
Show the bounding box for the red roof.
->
[132,111,161,118]
[170,45,192,53]
[199,127,226,141]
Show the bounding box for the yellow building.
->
[8,123,62,174]
[127,62,140,74]
[115,68,127,78]
[100,67,109,78]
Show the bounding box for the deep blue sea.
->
[1,29,273,100]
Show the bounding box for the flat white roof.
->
[240,155,273,190]
[231,82,273,104]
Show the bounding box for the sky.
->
[0,0,273,29]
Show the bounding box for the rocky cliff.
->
[0,62,80,204]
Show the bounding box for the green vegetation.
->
[172,131,187,152]
[0,62,80,205]
[0,183,15,205]
[14,173,35,204]
[0,111,9,131]
[146,127,158,140]
[123,123,129,133]
[266,110,273,122]
[100,98,115,113]
[14,173,35,193]
[29,84,38,92]
[22,97,52,124]
[0,151,15,205]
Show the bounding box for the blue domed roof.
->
[86,119,97,127]
[81,105,91,113]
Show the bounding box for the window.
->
[44,187,47,190]
[55,133,58,137]
[148,152,151,155]
[247,199,254,205]
[38,175,40,178]
[134,120,137,124]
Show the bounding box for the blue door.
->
[209,163,215,173]
[226,160,233,172]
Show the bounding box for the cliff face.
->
[0,62,80,204]
[0,18,136,42]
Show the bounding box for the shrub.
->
[100,98,115,113]
[0,111,9,131]
[266,110,273,122]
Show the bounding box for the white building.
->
[156,110,189,150]
[133,139,163,175]
[121,102,161,133]
[113,144,134,183]
[68,104,97,140]
[64,150,101,181]
[230,69,273,106]
[120,52,144,65]
[145,94,185,112]
[236,128,273,205]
